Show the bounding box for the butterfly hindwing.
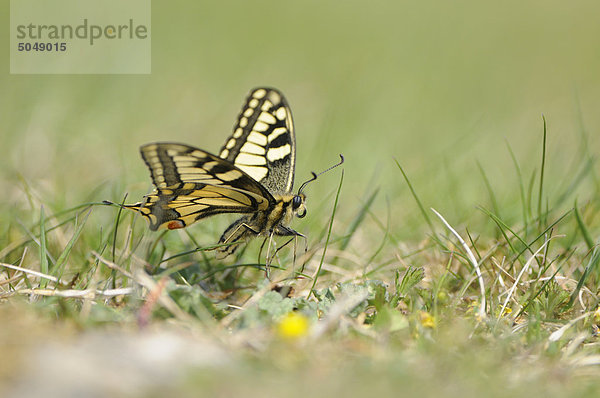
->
[218,87,296,193]
[130,143,275,230]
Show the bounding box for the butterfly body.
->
[216,192,306,259]
[121,88,308,259]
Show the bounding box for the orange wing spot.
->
[167,220,185,230]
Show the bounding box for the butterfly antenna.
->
[298,154,344,194]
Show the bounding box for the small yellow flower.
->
[277,312,309,339]
[499,307,512,317]
[419,311,436,329]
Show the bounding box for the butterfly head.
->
[292,193,307,218]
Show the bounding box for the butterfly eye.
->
[292,195,302,209]
[292,196,306,218]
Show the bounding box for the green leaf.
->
[337,282,370,317]
[258,291,294,319]
[373,306,409,333]
[365,280,389,309]
[167,284,221,319]
[314,287,336,314]
[395,267,425,297]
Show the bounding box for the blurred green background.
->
[1,0,599,240]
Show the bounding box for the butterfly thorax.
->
[268,192,307,229]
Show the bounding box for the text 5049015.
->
[18,42,67,52]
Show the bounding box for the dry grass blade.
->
[92,251,134,279]
[0,262,60,284]
[431,208,486,319]
[549,311,595,342]
[10,287,133,299]
[132,268,195,324]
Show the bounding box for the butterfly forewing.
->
[219,87,296,193]
[130,143,276,230]
[140,143,274,199]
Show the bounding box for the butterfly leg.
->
[216,216,260,259]
[257,236,269,265]
[294,234,309,275]
[257,236,277,278]
[264,231,276,279]
[273,226,307,276]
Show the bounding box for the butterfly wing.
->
[127,142,275,230]
[218,87,296,193]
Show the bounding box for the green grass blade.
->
[567,246,600,308]
[573,91,600,192]
[555,157,597,207]
[506,141,528,229]
[476,160,500,220]
[515,260,564,319]
[465,228,482,262]
[526,168,537,227]
[43,201,103,223]
[363,199,390,275]
[111,194,128,263]
[394,159,436,238]
[308,170,344,298]
[159,242,236,264]
[537,115,547,227]
[183,229,213,271]
[51,209,92,281]
[339,188,378,251]
[511,209,573,270]
[477,206,532,266]
[574,199,594,250]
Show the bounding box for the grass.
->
[1,116,600,397]
[2,1,600,397]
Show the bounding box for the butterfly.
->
[110,87,343,260]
